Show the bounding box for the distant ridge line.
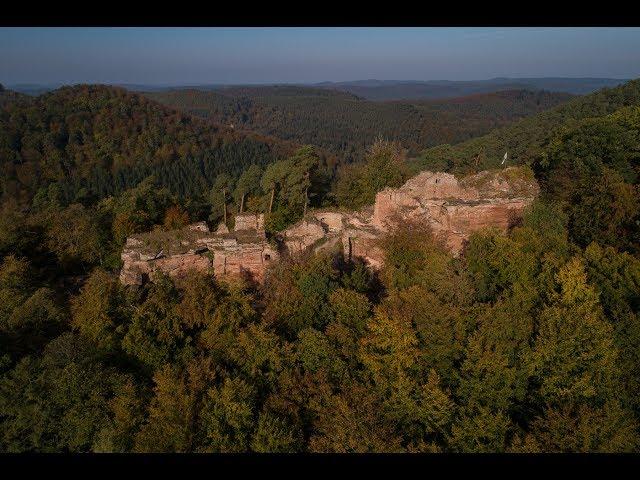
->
[6,77,629,100]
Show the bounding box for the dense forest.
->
[413,80,640,255]
[0,79,639,453]
[146,86,573,161]
[0,85,309,207]
[0,84,31,109]
[415,79,640,173]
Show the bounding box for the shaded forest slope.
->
[0,85,308,206]
[415,79,640,174]
[145,86,574,161]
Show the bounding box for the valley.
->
[146,86,574,160]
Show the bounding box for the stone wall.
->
[234,213,264,232]
[279,219,327,255]
[370,168,538,254]
[120,213,278,286]
[120,167,539,285]
[279,166,538,267]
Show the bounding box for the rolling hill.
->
[145,86,575,161]
[414,78,640,174]
[0,85,31,108]
[0,85,306,206]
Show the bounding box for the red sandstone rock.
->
[234,213,264,232]
[188,221,210,232]
[280,219,327,255]
[120,167,538,285]
[370,167,538,257]
[120,216,277,286]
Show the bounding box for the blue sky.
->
[2,27,640,85]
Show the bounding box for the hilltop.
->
[119,165,539,285]
[0,84,310,206]
[0,86,31,108]
[413,79,640,254]
[415,79,640,173]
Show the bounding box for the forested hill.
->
[1,80,640,454]
[415,78,640,174]
[0,85,30,108]
[0,85,305,206]
[145,86,574,161]
[410,79,640,256]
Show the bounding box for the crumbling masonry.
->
[120,167,539,285]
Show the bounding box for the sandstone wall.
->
[281,166,538,267]
[370,167,538,255]
[280,219,327,255]
[119,245,213,285]
[211,240,278,282]
[120,167,538,285]
[120,212,277,286]
[234,213,265,232]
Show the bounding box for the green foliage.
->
[0,333,138,452]
[263,254,340,339]
[0,85,294,207]
[71,269,129,352]
[163,205,190,231]
[121,274,192,371]
[583,243,640,414]
[148,87,572,162]
[250,411,301,452]
[334,139,410,209]
[41,203,107,269]
[448,407,513,453]
[567,168,638,252]
[208,173,235,225]
[233,164,263,212]
[530,258,619,405]
[134,359,215,452]
[0,256,65,360]
[258,145,329,231]
[308,382,404,453]
[416,79,640,173]
[517,401,638,453]
[199,377,256,452]
[2,80,640,453]
[295,328,347,382]
[2,203,640,452]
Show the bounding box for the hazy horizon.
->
[5,76,633,89]
[2,27,640,85]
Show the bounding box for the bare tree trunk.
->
[240,193,245,213]
[268,188,275,213]
[303,171,310,217]
[222,188,227,225]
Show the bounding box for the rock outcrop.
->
[277,166,539,267]
[120,166,538,285]
[370,168,538,253]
